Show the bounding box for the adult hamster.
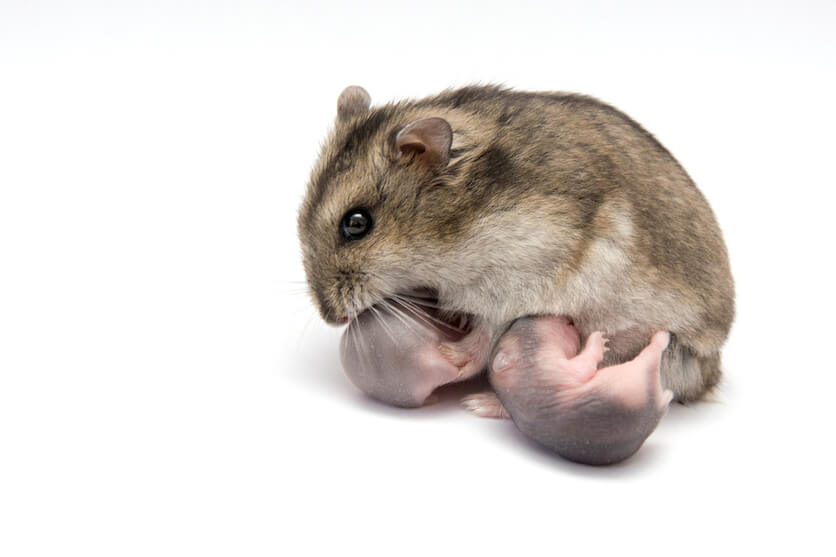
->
[298,85,734,404]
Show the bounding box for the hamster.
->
[299,85,734,462]
[487,316,673,465]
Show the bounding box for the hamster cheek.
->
[490,318,674,465]
[339,307,461,408]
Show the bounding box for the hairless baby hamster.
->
[298,85,734,465]
[487,316,673,465]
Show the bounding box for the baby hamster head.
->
[298,86,471,325]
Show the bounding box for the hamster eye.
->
[340,208,373,241]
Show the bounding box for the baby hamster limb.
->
[461,391,511,419]
[339,301,491,408]
[438,319,494,382]
[489,316,673,465]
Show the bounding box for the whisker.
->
[287,290,312,298]
[347,316,368,375]
[392,294,467,334]
[368,305,401,348]
[396,294,441,308]
[352,286,402,349]
[380,299,425,338]
[391,295,447,331]
[298,310,317,343]
[348,291,376,375]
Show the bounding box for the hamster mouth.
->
[352,288,473,342]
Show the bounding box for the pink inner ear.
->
[395,117,452,168]
[399,140,427,156]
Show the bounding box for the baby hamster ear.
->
[395,117,453,169]
[337,86,371,121]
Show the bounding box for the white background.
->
[1,1,835,555]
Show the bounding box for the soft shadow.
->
[345,375,491,421]
[288,326,682,473]
[660,397,728,433]
[483,418,669,477]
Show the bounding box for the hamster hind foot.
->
[489,316,673,466]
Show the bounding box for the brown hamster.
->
[298,84,734,403]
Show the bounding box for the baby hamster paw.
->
[489,317,674,465]
[575,331,609,370]
[461,391,510,419]
[439,320,493,381]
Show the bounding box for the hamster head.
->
[298,86,495,325]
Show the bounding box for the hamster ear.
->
[337,86,371,121]
[395,117,453,169]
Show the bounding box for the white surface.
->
[1,1,835,555]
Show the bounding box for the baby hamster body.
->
[299,85,734,402]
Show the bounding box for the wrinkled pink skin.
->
[489,316,673,465]
[339,302,492,408]
[340,308,673,465]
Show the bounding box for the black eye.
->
[340,208,373,241]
